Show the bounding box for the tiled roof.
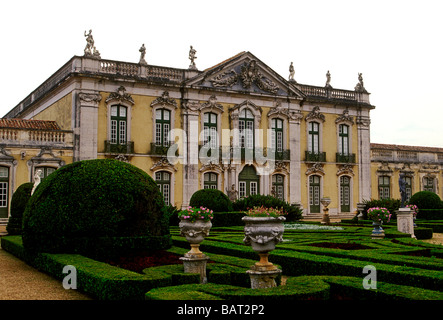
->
[371,143,443,153]
[0,118,61,130]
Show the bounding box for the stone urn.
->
[371,220,385,239]
[179,218,212,258]
[321,197,331,225]
[242,216,285,271]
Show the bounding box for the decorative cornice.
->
[150,91,178,109]
[337,164,355,176]
[199,161,223,173]
[335,109,354,125]
[105,86,134,105]
[200,95,224,113]
[305,106,325,123]
[150,157,177,172]
[305,162,325,176]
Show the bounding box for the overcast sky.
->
[1,0,442,148]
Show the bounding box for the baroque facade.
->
[1,34,376,219]
[371,143,443,202]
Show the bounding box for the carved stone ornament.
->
[150,157,177,172]
[305,106,325,122]
[209,60,279,94]
[79,92,102,104]
[105,86,134,105]
[150,91,178,109]
[305,163,325,176]
[240,60,279,94]
[199,161,223,173]
[201,95,224,113]
[337,164,355,176]
[210,70,238,88]
[274,161,289,174]
[335,109,354,125]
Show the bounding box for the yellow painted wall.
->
[32,93,73,130]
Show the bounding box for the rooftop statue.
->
[289,62,295,82]
[84,29,101,59]
[139,44,147,65]
[189,45,197,70]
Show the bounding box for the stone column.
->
[288,110,303,205]
[182,109,199,208]
[357,115,372,202]
[75,91,101,161]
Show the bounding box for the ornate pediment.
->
[150,91,178,109]
[105,86,134,105]
[186,52,304,98]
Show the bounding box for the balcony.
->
[104,141,134,154]
[305,151,326,162]
[336,153,356,163]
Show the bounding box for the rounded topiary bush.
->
[6,182,33,235]
[409,191,442,209]
[22,159,171,255]
[189,189,233,212]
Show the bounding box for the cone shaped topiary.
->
[22,159,171,254]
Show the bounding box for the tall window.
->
[203,112,218,148]
[378,176,390,199]
[155,109,171,147]
[36,166,56,180]
[340,176,351,212]
[271,118,283,152]
[239,109,254,149]
[338,124,349,155]
[204,172,218,189]
[110,105,127,144]
[308,122,320,154]
[238,165,259,198]
[423,177,435,192]
[272,174,284,201]
[405,176,412,201]
[155,171,171,205]
[309,175,321,213]
[0,166,9,218]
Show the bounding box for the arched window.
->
[338,124,350,155]
[308,122,320,154]
[155,171,171,205]
[239,109,254,149]
[309,175,321,213]
[110,105,127,145]
[203,112,218,148]
[271,118,283,152]
[36,166,56,180]
[0,166,9,218]
[423,176,435,193]
[155,109,171,147]
[272,174,284,201]
[204,172,218,190]
[239,165,259,198]
[378,176,390,199]
[340,176,351,212]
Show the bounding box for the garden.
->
[1,159,443,301]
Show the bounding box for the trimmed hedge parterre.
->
[2,218,443,300]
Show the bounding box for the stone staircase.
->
[0,218,8,226]
[301,213,356,222]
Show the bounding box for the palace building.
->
[3,31,422,223]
